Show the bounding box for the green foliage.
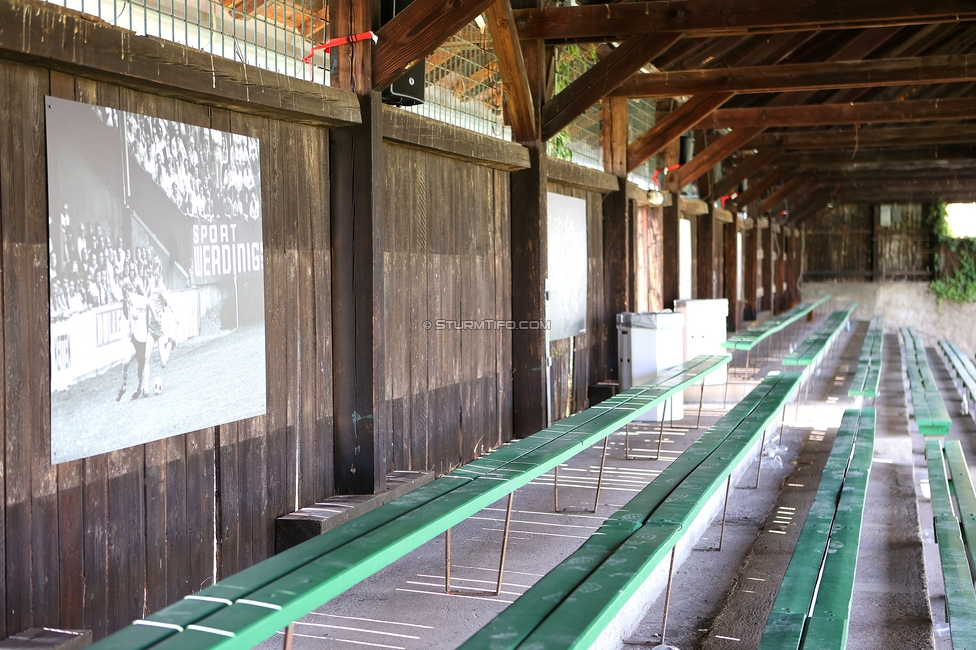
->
[928,199,976,307]
[548,131,573,161]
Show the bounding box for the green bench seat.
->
[939,339,976,419]
[782,304,857,368]
[90,355,731,650]
[722,295,831,352]
[903,328,952,436]
[459,371,802,650]
[849,316,884,399]
[925,440,976,649]
[760,408,875,650]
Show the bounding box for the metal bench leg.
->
[697,378,705,428]
[445,492,514,596]
[283,623,294,650]
[724,370,730,410]
[779,405,787,445]
[752,427,768,489]
[661,547,677,646]
[654,398,669,461]
[592,435,610,513]
[554,465,560,511]
[718,476,732,551]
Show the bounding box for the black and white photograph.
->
[46,96,267,464]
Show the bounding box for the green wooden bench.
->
[939,339,976,421]
[459,371,802,650]
[760,407,875,650]
[925,439,976,650]
[782,304,857,369]
[903,328,952,436]
[849,316,884,399]
[722,295,831,375]
[90,355,731,650]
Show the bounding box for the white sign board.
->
[546,193,588,341]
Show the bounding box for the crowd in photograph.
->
[50,214,163,319]
[119,109,261,223]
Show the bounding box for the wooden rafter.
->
[485,0,536,142]
[697,95,976,128]
[755,123,976,150]
[626,92,734,173]
[372,0,499,90]
[731,166,795,207]
[671,127,765,188]
[613,53,976,98]
[541,33,680,141]
[714,149,782,199]
[512,1,976,42]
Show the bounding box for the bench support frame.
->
[444,492,515,597]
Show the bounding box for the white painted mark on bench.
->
[715,635,741,641]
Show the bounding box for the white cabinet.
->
[617,311,685,421]
[674,298,728,385]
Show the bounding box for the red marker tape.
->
[303,31,378,64]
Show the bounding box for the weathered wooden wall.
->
[803,202,933,281]
[546,183,607,421]
[379,143,513,474]
[634,205,664,313]
[0,59,335,638]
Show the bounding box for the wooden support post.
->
[511,4,549,437]
[761,222,773,312]
[601,96,631,379]
[775,226,786,314]
[663,200,680,310]
[697,212,715,299]
[872,205,884,282]
[743,225,758,322]
[330,0,385,494]
[724,220,739,332]
[511,143,549,437]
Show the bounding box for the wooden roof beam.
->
[626,92,734,172]
[697,95,976,128]
[755,123,976,150]
[373,0,499,90]
[485,0,536,142]
[612,52,976,98]
[540,33,680,141]
[513,1,976,42]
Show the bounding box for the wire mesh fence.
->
[628,98,658,190]
[45,0,508,136]
[45,0,673,151]
[53,0,329,83]
[546,45,603,170]
[404,22,505,138]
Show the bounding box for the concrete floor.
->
[256,312,963,650]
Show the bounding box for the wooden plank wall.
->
[0,58,333,638]
[802,204,873,280]
[546,183,607,422]
[379,143,513,474]
[635,205,664,313]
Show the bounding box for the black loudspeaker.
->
[380,0,425,107]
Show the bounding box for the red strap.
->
[303,31,378,64]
